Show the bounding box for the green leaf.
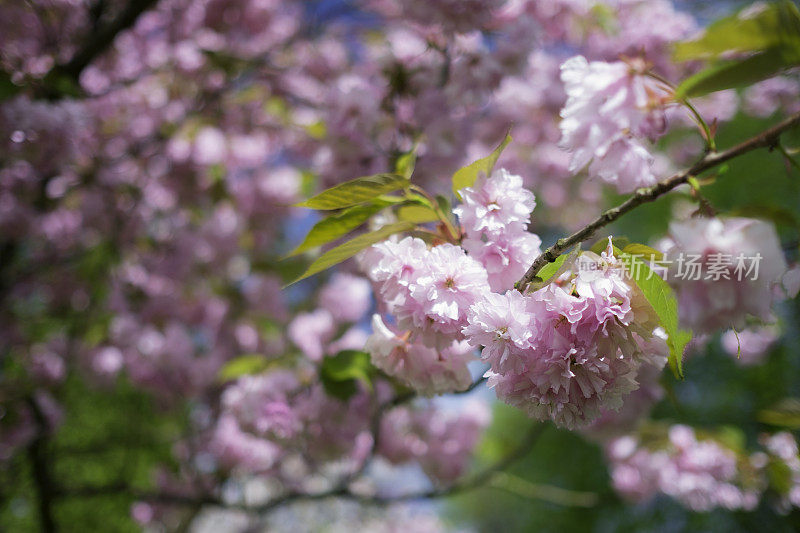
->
[452,131,512,199]
[673,1,800,61]
[396,204,440,223]
[524,247,582,291]
[769,458,794,494]
[676,46,800,98]
[296,173,409,210]
[758,398,800,429]
[436,195,453,216]
[620,253,692,379]
[287,221,416,285]
[622,243,664,262]
[320,350,374,400]
[590,237,631,255]
[395,144,419,179]
[286,201,389,257]
[218,354,270,382]
[673,2,800,97]
[304,120,327,140]
[535,253,571,283]
[713,425,746,454]
[730,204,800,230]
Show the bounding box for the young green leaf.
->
[768,458,795,494]
[395,144,419,179]
[622,243,664,262]
[320,350,374,400]
[396,204,440,223]
[452,131,512,199]
[522,247,582,292]
[218,354,270,382]
[675,47,800,98]
[286,202,389,257]
[758,398,800,429]
[673,2,800,97]
[296,173,409,210]
[287,221,416,285]
[620,252,691,379]
[535,253,571,283]
[673,1,800,61]
[590,237,631,255]
[436,195,452,216]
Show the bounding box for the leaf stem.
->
[408,184,460,241]
[777,142,800,173]
[681,97,716,152]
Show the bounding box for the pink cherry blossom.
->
[559,55,671,193]
[607,425,761,511]
[378,400,490,483]
[318,272,373,324]
[659,217,787,333]
[365,314,474,395]
[453,168,537,236]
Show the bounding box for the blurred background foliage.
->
[1,0,800,531]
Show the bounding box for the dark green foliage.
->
[1,376,185,532]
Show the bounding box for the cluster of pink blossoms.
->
[757,432,800,512]
[608,426,800,513]
[465,241,663,429]
[209,370,374,477]
[657,216,792,334]
[365,314,475,396]
[581,329,669,441]
[363,170,665,428]
[455,168,541,292]
[559,55,671,193]
[362,168,540,394]
[378,400,490,484]
[608,425,761,512]
[360,235,486,393]
[361,236,488,347]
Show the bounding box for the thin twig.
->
[517,110,800,290]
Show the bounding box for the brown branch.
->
[51,0,160,83]
[516,110,800,291]
[27,397,57,533]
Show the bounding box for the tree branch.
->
[55,421,547,517]
[27,397,57,533]
[51,0,160,83]
[251,422,546,512]
[517,110,800,290]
